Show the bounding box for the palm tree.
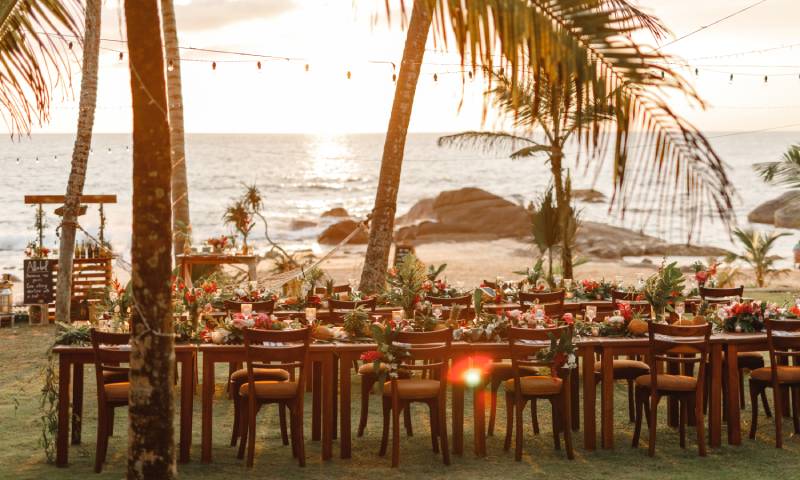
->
[726,228,790,288]
[360,0,735,290]
[161,0,191,262]
[439,72,609,278]
[755,144,800,189]
[124,0,176,477]
[0,1,80,133]
[55,0,102,325]
[359,0,433,293]
[529,186,560,282]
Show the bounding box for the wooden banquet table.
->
[52,344,196,467]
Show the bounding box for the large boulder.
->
[395,188,531,243]
[321,207,349,218]
[289,219,317,230]
[317,220,368,245]
[396,198,435,226]
[748,191,800,225]
[775,202,800,228]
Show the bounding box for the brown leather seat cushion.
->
[750,366,800,384]
[382,379,440,400]
[358,363,411,378]
[737,352,764,370]
[239,381,300,400]
[104,382,130,402]
[503,376,563,396]
[594,359,650,379]
[635,374,697,392]
[490,362,539,380]
[102,370,129,384]
[230,368,290,385]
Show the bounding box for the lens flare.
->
[463,368,482,387]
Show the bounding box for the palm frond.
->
[436,130,534,153]
[754,144,800,189]
[510,145,551,159]
[0,0,81,135]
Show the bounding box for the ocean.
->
[1,132,798,274]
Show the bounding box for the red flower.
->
[708,262,718,276]
[562,313,574,325]
[695,270,708,283]
[790,305,800,317]
[360,350,382,362]
[200,326,212,342]
[553,352,567,369]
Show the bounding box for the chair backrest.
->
[328,297,377,314]
[224,299,275,315]
[645,322,710,393]
[507,325,570,378]
[699,286,743,302]
[242,327,311,396]
[519,290,565,316]
[426,294,471,307]
[90,329,130,403]
[392,329,452,386]
[765,318,800,375]
[314,284,351,296]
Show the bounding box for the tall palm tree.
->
[439,72,611,279]
[360,0,735,290]
[0,1,81,134]
[726,228,790,288]
[755,143,800,189]
[124,0,176,477]
[161,0,191,261]
[359,0,433,293]
[55,0,102,325]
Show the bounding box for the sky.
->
[33,0,800,134]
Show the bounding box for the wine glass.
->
[432,304,443,322]
[795,296,800,309]
[674,301,685,323]
[554,274,563,288]
[615,275,624,289]
[636,273,645,290]
[585,305,597,323]
[564,278,573,299]
[534,305,545,328]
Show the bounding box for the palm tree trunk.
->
[551,148,573,280]
[124,1,176,478]
[359,0,432,294]
[161,0,191,262]
[54,0,102,324]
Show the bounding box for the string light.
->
[346,70,351,80]
[68,41,73,49]
[15,158,19,165]
[212,61,216,71]
[729,73,734,82]
[433,73,438,82]
[392,73,396,82]
[304,63,309,72]
[256,61,261,70]
[764,75,768,83]
[167,59,175,72]
[118,52,123,61]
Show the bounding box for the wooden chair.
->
[518,290,566,317]
[700,286,765,411]
[748,318,800,447]
[379,328,451,468]
[632,322,710,457]
[223,299,276,315]
[237,327,311,467]
[328,297,377,321]
[229,363,292,448]
[503,325,574,460]
[90,329,130,473]
[314,284,351,296]
[426,294,472,307]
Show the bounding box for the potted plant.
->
[643,260,685,322]
[223,200,254,255]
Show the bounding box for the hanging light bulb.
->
[54,155,58,160]
[107,147,112,154]
[35,156,39,164]
[304,63,310,72]
[392,73,397,82]
[729,73,734,82]
[347,70,352,80]
[257,61,262,70]
[468,71,473,80]
[125,145,130,151]
[212,61,217,71]
[433,73,438,82]
[661,71,665,79]
[167,59,175,72]
[68,41,73,50]
[15,158,20,165]
[694,68,699,76]
[118,52,123,61]
[764,75,768,83]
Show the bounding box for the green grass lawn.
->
[1,323,799,480]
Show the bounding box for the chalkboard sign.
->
[24,259,56,305]
[393,243,416,267]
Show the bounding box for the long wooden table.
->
[52,344,196,467]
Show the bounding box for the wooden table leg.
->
[179,352,193,463]
[667,359,680,428]
[321,355,334,461]
[56,354,71,467]
[339,353,353,459]
[71,362,83,445]
[601,347,614,449]
[726,344,741,445]
[201,352,215,463]
[570,365,580,431]
[452,363,465,455]
[332,356,338,440]
[582,346,596,450]
[312,361,322,441]
[710,343,722,448]
[473,377,486,457]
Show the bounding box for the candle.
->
[240,303,253,316]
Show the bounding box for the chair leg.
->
[648,394,659,457]
[439,394,451,466]
[246,402,257,468]
[551,398,561,451]
[429,401,440,454]
[94,406,108,473]
[108,408,115,437]
[761,389,772,418]
[774,384,783,448]
[295,402,307,467]
[237,400,249,460]
[679,399,687,449]
[627,380,635,423]
[696,395,707,457]
[562,392,574,460]
[792,386,800,434]
[379,397,390,457]
[289,404,298,459]
[632,387,644,448]
[504,393,513,452]
[749,381,760,439]
[487,379,500,437]
[231,393,240,447]
[391,402,401,468]
[358,374,375,437]
[514,397,525,462]
[404,405,414,437]
[739,368,746,409]
[280,403,290,446]
[531,398,540,435]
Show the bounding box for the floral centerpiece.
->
[229,282,277,303]
[206,235,230,253]
[173,276,222,337]
[644,260,685,321]
[714,301,777,333]
[360,321,412,386]
[201,312,285,344]
[382,254,427,318]
[514,258,549,291]
[534,328,578,370]
[25,241,51,258]
[342,306,371,338]
[573,278,614,300]
[691,260,718,288]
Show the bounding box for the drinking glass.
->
[585,305,597,323]
[795,297,800,309]
[674,301,685,322]
[554,274,563,288]
[636,274,645,290]
[304,307,317,324]
[615,275,624,288]
[534,305,545,328]
[432,304,443,321]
